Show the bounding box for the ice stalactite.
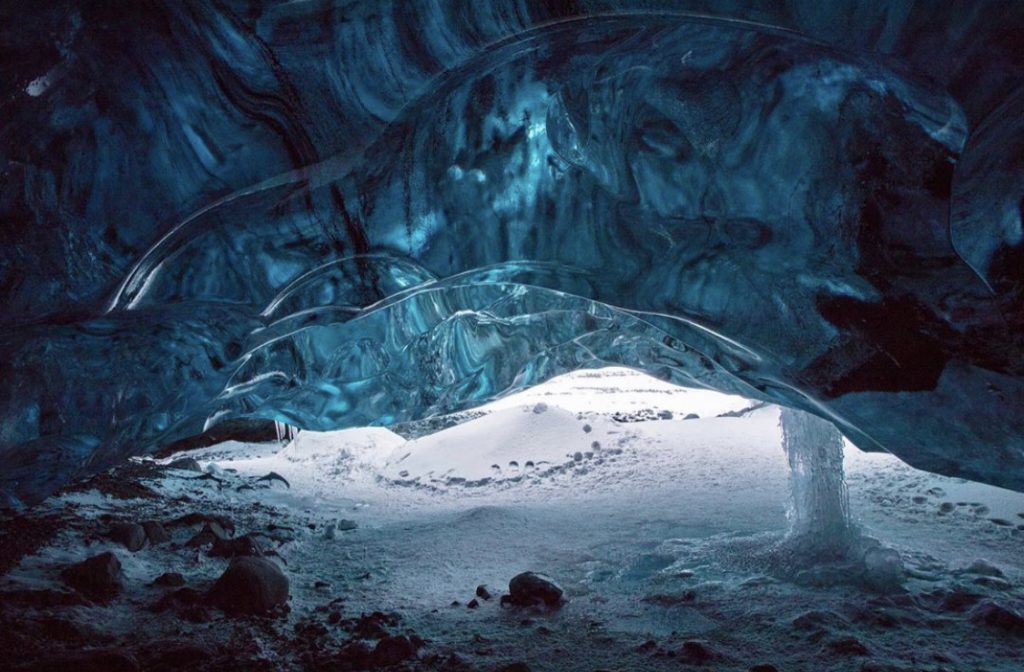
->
[780,407,853,558]
[274,421,297,444]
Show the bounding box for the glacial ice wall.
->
[1,1,1023,505]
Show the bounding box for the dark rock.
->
[153,587,211,623]
[337,519,358,531]
[295,617,330,643]
[373,635,418,666]
[185,522,230,548]
[341,611,401,639]
[61,552,123,601]
[152,572,186,588]
[822,636,870,656]
[262,523,298,544]
[191,472,225,485]
[749,665,779,672]
[684,413,700,420]
[155,419,280,457]
[109,523,146,552]
[635,640,658,653]
[209,534,263,558]
[939,588,984,612]
[476,584,492,600]
[184,528,217,548]
[141,520,170,545]
[677,640,720,664]
[467,598,479,609]
[256,471,290,488]
[59,462,163,501]
[165,458,203,472]
[332,641,373,669]
[208,557,289,614]
[506,572,564,608]
[970,600,1024,634]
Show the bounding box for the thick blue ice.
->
[1,2,1023,505]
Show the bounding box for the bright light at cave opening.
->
[272,366,780,501]
[181,366,1024,582]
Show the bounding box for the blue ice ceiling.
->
[1,1,1022,505]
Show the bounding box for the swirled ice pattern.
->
[1,1,1023,504]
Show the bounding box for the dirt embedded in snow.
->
[2,368,1024,671]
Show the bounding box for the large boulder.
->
[373,635,418,667]
[209,534,263,559]
[109,523,146,552]
[207,557,288,614]
[141,520,170,545]
[504,572,564,608]
[61,552,123,601]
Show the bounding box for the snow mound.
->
[281,427,405,473]
[381,404,620,487]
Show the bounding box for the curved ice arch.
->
[2,8,1023,504]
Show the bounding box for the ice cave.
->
[1,1,1023,670]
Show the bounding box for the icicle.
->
[779,407,852,557]
[274,420,284,444]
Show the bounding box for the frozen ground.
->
[2,368,1024,671]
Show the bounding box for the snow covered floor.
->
[4,368,1024,671]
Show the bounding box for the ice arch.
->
[1,2,1022,505]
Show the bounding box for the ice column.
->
[780,407,852,555]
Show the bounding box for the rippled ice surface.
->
[166,368,1024,671]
